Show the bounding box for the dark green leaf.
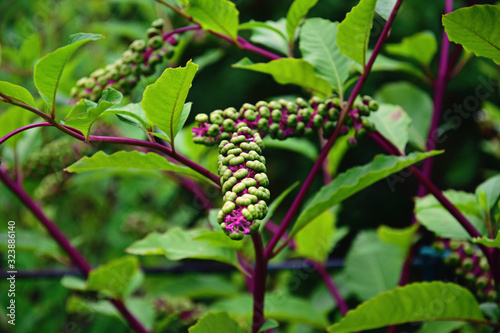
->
[86,256,139,298]
[385,31,438,66]
[185,0,239,41]
[295,151,442,233]
[286,0,319,42]
[337,0,377,67]
[189,311,242,333]
[443,5,500,64]
[328,282,485,332]
[233,58,332,97]
[142,61,198,147]
[300,18,353,97]
[418,321,466,333]
[476,174,500,211]
[34,33,102,111]
[104,102,150,130]
[367,103,412,152]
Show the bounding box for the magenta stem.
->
[210,32,282,60]
[0,169,149,333]
[251,233,268,333]
[417,0,453,198]
[264,0,404,260]
[0,122,52,145]
[163,25,201,40]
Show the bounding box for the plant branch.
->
[251,233,268,333]
[0,122,52,145]
[0,169,149,333]
[308,260,349,316]
[417,0,453,198]
[264,0,404,259]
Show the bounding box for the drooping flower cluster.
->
[70,19,178,101]
[192,96,379,146]
[434,239,497,301]
[216,126,270,240]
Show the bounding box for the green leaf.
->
[263,137,318,161]
[294,210,336,262]
[366,53,425,79]
[286,0,319,42]
[367,104,412,152]
[19,33,42,68]
[259,320,279,332]
[473,230,500,248]
[66,150,204,181]
[34,33,102,111]
[376,82,433,150]
[125,227,240,269]
[345,231,405,301]
[233,58,332,97]
[418,321,466,333]
[377,224,418,255]
[329,128,354,176]
[375,0,397,20]
[194,230,243,251]
[300,18,353,97]
[476,174,500,211]
[294,151,442,233]
[443,5,500,64]
[103,103,150,130]
[260,181,300,231]
[0,81,36,110]
[415,190,487,240]
[189,311,242,333]
[0,229,60,258]
[328,282,485,332]
[61,276,87,291]
[385,31,438,66]
[64,88,123,138]
[142,61,198,148]
[244,19,290,56]
[337,0,377,68]
[185,0,239,42]
[125,298,156,331]
[148,274,239,299]
[86,256,139,298]
[0,107,34,147]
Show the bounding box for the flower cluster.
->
[192,96,379,146]
[434,239,497,301]
[70,18,178,101]
[216,127,270,240]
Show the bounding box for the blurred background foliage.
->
[0,0,499,332]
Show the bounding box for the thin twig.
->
[251,233,267,333]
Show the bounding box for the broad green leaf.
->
[345,231,405,301]
[185,0,239,42]
[66,150,204,181]
[328,282,485,332]
[385,31,438,66]
[211,293,328,328]
[233,58,332,97]
[329,128,354,176]
[415,190,487,240]
[377,224,418,255]
[263,137,318,161]
[148,274,238,299]
[418,321,466,333]
[375,0,397,20]
[142,61,198,148]
[0,229,60,258]
[194,230,243,251]
[189,311,242,333]
[86,256,139,298]
[103,102,150,130]
[126,227,240,269]
[473,230,500,248]
[366,52,425,79]
[125,299,156,331]
[300,18,353,97]
[176,102,193,136]
[443,5,500,64]
[19,33,41,68]
[476,174,500,211]
[337,0,377,68]
[376,82,432,150]
[61,276,87,291]
[259,320,279,332]
[0,81,36,107]
[34,33,102,111]
[294,210,336,262]
[244,19,289,56]
[368,104,412,152]
[260,181,300,231]
[294,151,442,233]
[64,88,123,138]
[286,0,319,42]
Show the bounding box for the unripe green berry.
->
[244,110,257,122]
[312,114,323,128]
[151,18,164,29]
[148,35,163,49]
[242,103,256,111]
[208,124,220,137]
[222,201,236,214]
[222,118,235,132]
[268,101,281,110]
[130,39,147,52]
[195,113,209,123]
[287,114,298,127]
[271,110,282,123]
[296,97,308,108]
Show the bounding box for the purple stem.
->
[417,0,453,198]
[264,0,404,260]
[162,25,201,41]
[0,122,52,145]
[251,233,267,333]
[0,169,149,333]
[308,260,350,316]
[211,32,282,60]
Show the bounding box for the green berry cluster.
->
[70,18,178,101]
[434,239,497,302]
[216,126,270,240]
[192,96,379,146]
